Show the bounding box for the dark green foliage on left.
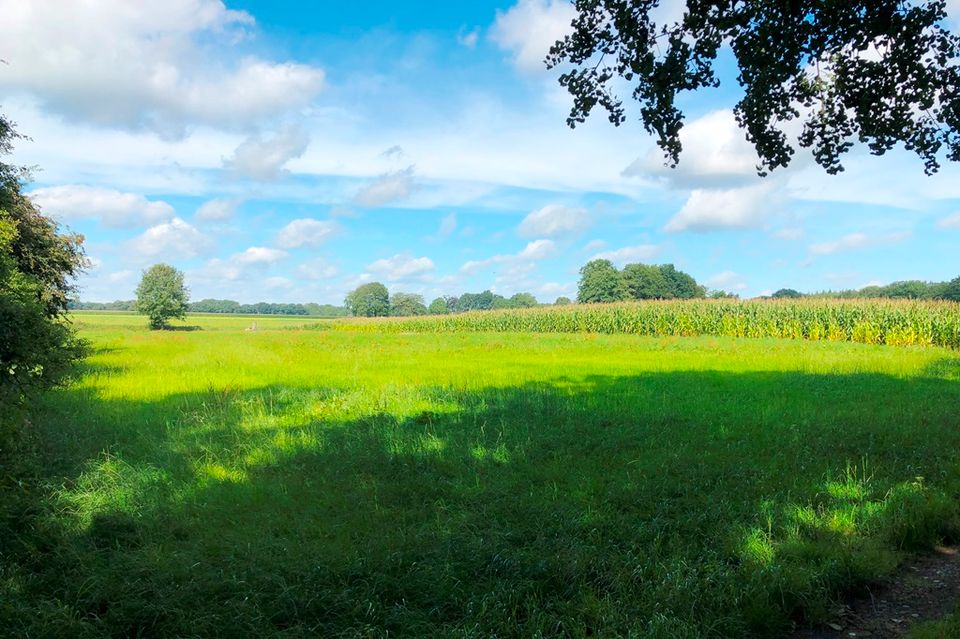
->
[135,264,189,329]
[0,112,86,449]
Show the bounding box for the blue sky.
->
[2,0,959,304]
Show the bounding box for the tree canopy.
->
[345,282,390,317]
[548,0,960,175]
[1,113,86,444]
[578,259,629,303]
[135,264,189,329]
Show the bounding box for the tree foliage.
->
[345,282,390,317]
[135,264,189,329]
[622,263,672,299]
[554,296,573,305]
[428,297,449,315]
[941,276,960,302]
[1,113,86,444]
[390,292,428,317]
[548,0,960,175]
[578,259,629,303]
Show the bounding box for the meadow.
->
[3,309,960,637]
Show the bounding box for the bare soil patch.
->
[792,547,960,638]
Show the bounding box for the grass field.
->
[4,311,960,637]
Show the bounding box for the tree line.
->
[344,283,543,317]
[773,278,960,302]
[576,260,709,304]
[71,298,350,317]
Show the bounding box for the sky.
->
[2,0,960,304]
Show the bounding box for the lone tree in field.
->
[135,263,189,329]
[1,112,86,444]
[578,259,628,303]
[345,282,390,317]
[548,0,960,175]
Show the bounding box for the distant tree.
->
[135,264,189,329]
[942,277,960,302]
[345,282,390,317]
[879,280,935,299]
[390,292,428,316]
[428,297,449,315]
[622,263,673,299]
[548,0,960,176]
[772,288,804,299]
[443,295,460,313]
[458,290,497,311]
[709,290,739,299]
[659,264,705,299]
[554,296,572,305]
[578,259,628,303]
[508,292,539,308]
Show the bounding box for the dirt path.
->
[791,547,960,638]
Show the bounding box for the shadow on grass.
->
[4,368,960,637]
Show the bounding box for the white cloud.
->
[0,0,324,133]
[461,239,557,275]
[458,28,480,48]
[30,185,174,228]
[518,204,590,238]
[590,244,660,266]
[436,213,457,239]
[275,218,339,249]
[624,110,760,188]
[490,0,575,72]
[582,239,607,253]
[354,165,415,207]
[705,270,747,291]
[773,227,805,240]
[232,246,288,266]
[195,197,242,222]
[808,231,911,256]
[937,211,960,229]
[366,253,435,282]
[664,183,777,232]
[224,126,310,180]
[265,276,294,289]
[197,246,287,281]
[296,257,339,280]
[127,217,210,259]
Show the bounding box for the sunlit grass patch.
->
[3,313,960,637]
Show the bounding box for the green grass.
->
[4,312,960,637]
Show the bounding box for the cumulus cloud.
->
[490,0,575,71]
[461,239,557,275]
[126,217,210,259]
[664,183,777,232]
[518,204,590,238]
[275,218,339,249]
[458,27,480,48]
[808,231,911,256]
[30,185,174,228]
[354,165,415,207]
[198,246,287,281]
[705,270,747,292]
[0,0,324,134]
[296,257,339,280]
[435,213,457,239]
[590,244,660,266]
[937,211,960,229]
[366,253,435,282]
[624,110,761,188]
[194,197,242,222]
[223,126,310,180]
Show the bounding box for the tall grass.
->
[336,299,960,349]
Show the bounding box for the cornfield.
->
[335,299,960,349]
